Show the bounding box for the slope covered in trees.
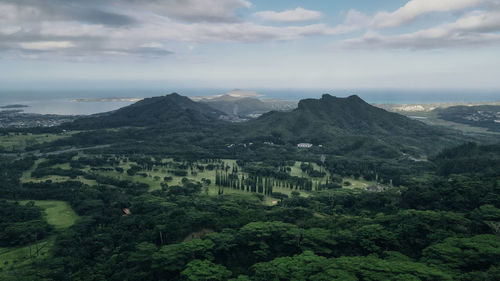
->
[68,93,227,129]
[2,93,497,280]
[243,94,462,155]
[1,141,499,280]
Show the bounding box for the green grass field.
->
[399,110,500,135]
[19,156,384,208]
[0,237,55,278]
[20,200,79,230]
[342,177,376,189]
[0,133,70,152]
[0,200,78,278]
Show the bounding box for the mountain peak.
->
[347,94,363,101]
[298,94,368,111]
[319,94,364,103]
[167,92,181,97]
[70,93,226,129]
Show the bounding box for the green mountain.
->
[242,94,462,156]
[64,93,463,158]
[199,94,296,117]
[69,93,227,129]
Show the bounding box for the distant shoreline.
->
[0,104,29,109]
[374,101,500,113]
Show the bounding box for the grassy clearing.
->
[19,200,79,230]
[0,237,55,278]
[0,133,69,152]
[342,177,376,190]
[20,158,43,182]
[88,158,312,205]
[0,200,78,278]
[20,156,381,206]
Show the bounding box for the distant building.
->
[122,208,131,216]
[297,143,313,148]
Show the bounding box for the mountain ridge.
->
[243,94,462,155]
[68,93,227,129]
[65,92,464,156]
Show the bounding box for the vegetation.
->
[0,94,498,280]
[436,105,500,132]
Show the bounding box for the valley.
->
[0,93,499,280]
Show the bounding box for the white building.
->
[297,143,313,148]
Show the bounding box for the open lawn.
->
[0,237,55,279]
[19,200,79,230]
[19,156,383,207]
[342,177,377,189]
[0,133,70,152]
[0,200,78,278]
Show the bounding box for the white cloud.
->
[38,14,345,44]
[121,22,339,43]
[453,9,500,32]
[372,0,488,28]
[19,41,75,51]
[140,42,164,48]
[343,9,500,49]
[253,7,322,22]
[0,26,21,35]
[2,0,500,59]
[0,3,40,23]
[132,0,252,22]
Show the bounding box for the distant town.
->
[0,109,78,128]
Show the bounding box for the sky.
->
[1,0,500,90]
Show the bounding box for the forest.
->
[0,94,499,280]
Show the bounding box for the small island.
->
[0,104,29,109]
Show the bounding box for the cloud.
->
[0,0,253,59]
[103,47,174,58]
[129,0,252,23]
[19,41,75,51]
[0,0,137,26]
[2,0,500,59]
[372,0,488,28]
[253,7,322,22]
[109,21,343,43]
[342,9,500,49]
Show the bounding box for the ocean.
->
[0,88,499,115]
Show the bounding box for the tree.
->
[252,251,326,281]
[181,259,232,281]
[422,234,500,272]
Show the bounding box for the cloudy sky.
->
[1,0,500,90]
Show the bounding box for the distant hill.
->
[65,93,463,157]
[69,93,227,129]
[199,95,296,118]
[435,105,500,132]
[242,94,462,156]
[198,91,296,118]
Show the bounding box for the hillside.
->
[435,105,500,132]
[69,93,227,129]
[61,93,464,158]
[199,93,296,118]
[243,94,462,156]
[200,95,272,117]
